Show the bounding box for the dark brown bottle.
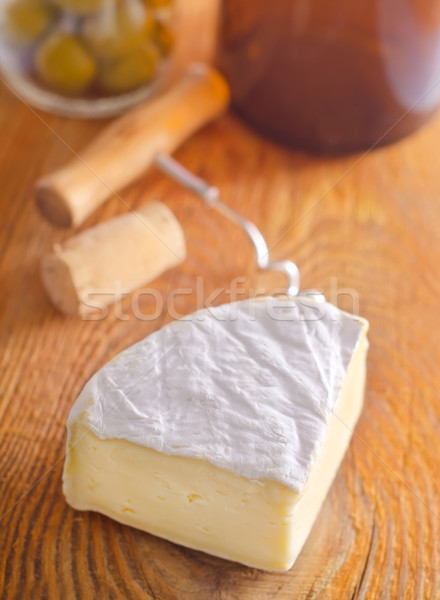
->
[218,0,440,153]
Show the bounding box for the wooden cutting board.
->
[1,52,440,600]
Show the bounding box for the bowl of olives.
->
[0,0,175,117]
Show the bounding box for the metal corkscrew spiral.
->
[155,153,301,296]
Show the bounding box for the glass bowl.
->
[0,0,175,117]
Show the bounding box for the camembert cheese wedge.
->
[63,296,369,571]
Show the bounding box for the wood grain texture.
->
[2,65,440,600]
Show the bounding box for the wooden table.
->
[1,80,440,599]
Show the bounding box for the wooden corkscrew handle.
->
[35,65,230,228]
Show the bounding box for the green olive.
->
[82,2,155,60]
[51,0,104,16]
[98,43,159,94]
[152,20,174,56]
[4,0,54,43]
[35,33,96,94]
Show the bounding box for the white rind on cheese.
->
[66,296,368,493]
[63,339,367,570]
[63,295,369,570]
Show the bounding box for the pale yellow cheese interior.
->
[63,334,367,571]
